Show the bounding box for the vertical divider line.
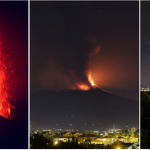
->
[139,0,141,148]
[28,0,30,149]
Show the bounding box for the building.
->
[140,85,150,91]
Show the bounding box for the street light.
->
[55,141,58,145]
[117,141,120,149]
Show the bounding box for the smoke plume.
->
[33,36,100,92]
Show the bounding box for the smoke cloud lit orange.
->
[37,36,100,92]
[74,36,100,91]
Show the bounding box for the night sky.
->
[141,1,150,86]
[31,1,139,131]
[0,1,28,148]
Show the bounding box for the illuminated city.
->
[30,125,139,149]
[140,85,150,92]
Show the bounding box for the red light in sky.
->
[0,40,14,119]
[77,72,98,91]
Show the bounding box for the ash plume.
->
[32,36,100,92]
[59,36,100,89]
[30,2,101,92]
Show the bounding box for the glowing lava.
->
[0,40,12,119]
[77,84,90,91]
[77,72,97,90]
[88,74,96,87]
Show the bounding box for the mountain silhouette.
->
[31,88,139,131]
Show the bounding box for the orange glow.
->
[77,72,98,90]
[88,73,96,87]
[0,40,13,119]
[77,84,90,91]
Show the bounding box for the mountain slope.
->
[31,88,139,131]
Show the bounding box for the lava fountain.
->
[76,37,100,91]
[77,72,98,91]
[0,40,13,119]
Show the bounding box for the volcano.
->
[30,88,139,132]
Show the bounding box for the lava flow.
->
[0,40,13,119]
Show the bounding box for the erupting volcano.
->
[0,40,14,119]
[74,37,100,91]
[77,73,98,90]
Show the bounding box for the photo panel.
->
[141,1,150,149]
[0,1,28,149]
[30,1,139,149]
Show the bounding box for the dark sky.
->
[0,1,28,148]
[141,1,150,86]
[31,1,139,99]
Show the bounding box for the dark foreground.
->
[141,91,150,148]
[0,116,28,149]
